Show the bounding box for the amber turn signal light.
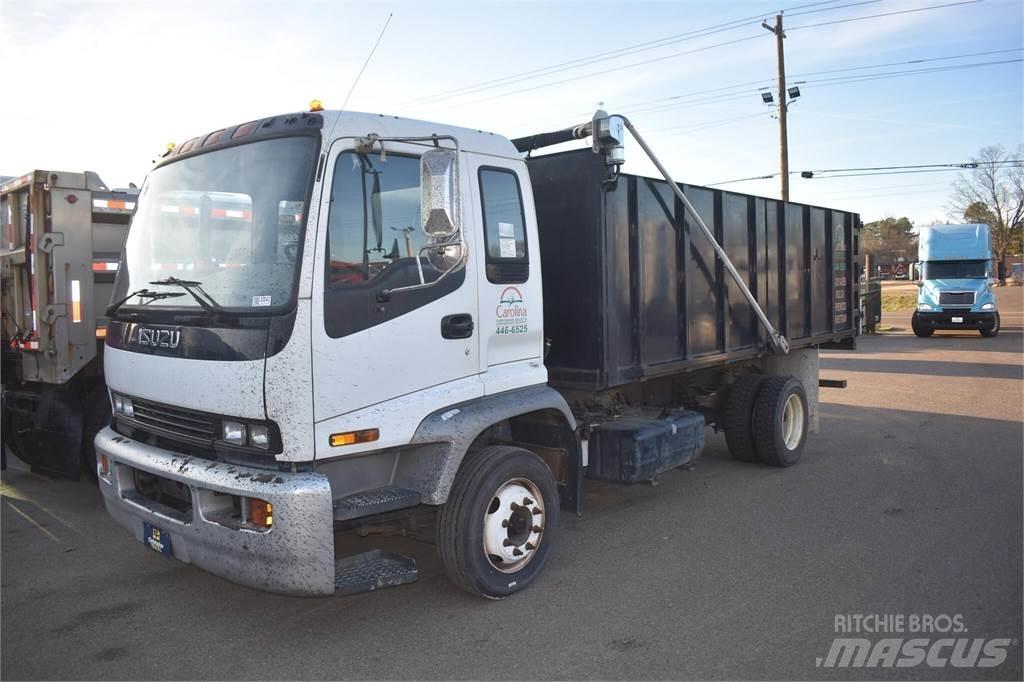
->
[249,498,273,528]
[329,428,379,447]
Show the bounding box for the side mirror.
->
[420,148,459,237]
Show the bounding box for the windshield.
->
[115,136,317,311]
[923,260,987,280]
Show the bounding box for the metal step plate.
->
[333,486,421,521]
[334,550,418,596]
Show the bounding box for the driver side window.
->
[323,150,464,338]
[327,152,440,288]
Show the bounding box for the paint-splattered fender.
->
[407,384,578,505]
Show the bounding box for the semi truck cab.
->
[912,223,999,338]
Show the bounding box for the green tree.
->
[951,145,1024,260]
[861,216,917,261]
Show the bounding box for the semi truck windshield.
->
[114,136,317,312]
[924,260,987,279]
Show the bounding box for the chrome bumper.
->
[95,427,335,596]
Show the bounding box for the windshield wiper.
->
[149,277,225,314]
[106,289,185,317]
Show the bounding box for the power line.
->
[709,160,1023,186]
[787,0,984,30]
[420,0,985,111]
[610,48,1021,118]
[400,0,860,108]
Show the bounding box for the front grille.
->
[938,291,975,307]
[131,398,219,441]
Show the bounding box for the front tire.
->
[436,445,559,599]
[753,376,809,467]
[980,312,1000,337]
[911,312,934,337]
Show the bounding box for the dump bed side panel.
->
[528,150,858,391]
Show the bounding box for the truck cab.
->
[912,223,999,338]
[95,106,857,599]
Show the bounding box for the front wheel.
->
[980,312,1000,337]
[436,445,559,599]
[911,312,934,338]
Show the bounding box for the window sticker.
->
[252,295,272,307]
[498,221,515,238]
[499,237,517,258]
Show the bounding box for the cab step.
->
[334,550,418,596]
[333,486,421,522]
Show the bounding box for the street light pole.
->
[764,14,789,201]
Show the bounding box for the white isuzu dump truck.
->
[96,105,859,598]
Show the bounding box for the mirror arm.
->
[381,234,467,297]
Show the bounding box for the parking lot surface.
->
[2,288,1021,681]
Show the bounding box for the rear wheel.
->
[722,374,766,462]
[436,445,559,599]
[752,376,808,467]
[980,312,1000,337]
[911,312,934,337]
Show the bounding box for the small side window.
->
[479,168,528,284]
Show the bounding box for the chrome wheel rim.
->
[482,478,545,573]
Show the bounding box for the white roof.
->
[321,110,520,160]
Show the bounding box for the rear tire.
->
[436,445,559,599]
[752,376,808,467]
[980,312,1000,337]
[722,374,766,462]
[911,312,934,337]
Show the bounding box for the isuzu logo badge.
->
[132,326,181,350]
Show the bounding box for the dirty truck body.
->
[1,171,136,477]
[95,109,859,598]
[912,223,999,337]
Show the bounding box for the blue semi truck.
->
[912,223,999,338]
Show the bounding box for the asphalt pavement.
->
[2,288,1021,681]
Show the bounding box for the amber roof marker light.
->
[309,99,324,112]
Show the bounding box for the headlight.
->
[981,302,995,310]
[248,424,270,449]
[917,303,934,311]
[222,421,247,445]
[112,394,134,417]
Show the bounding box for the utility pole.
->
[763,14,789,201]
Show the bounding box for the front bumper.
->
[95,427,336,596]
[915,310,997,330]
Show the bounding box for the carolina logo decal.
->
[496,286,528,335]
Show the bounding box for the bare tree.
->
[950,145,1024,262]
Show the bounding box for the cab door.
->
[310,140,481,424]
[466,155,546,395]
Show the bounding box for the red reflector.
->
[66,194,78,204]
[203,129,226,146]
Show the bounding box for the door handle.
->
[441,313,474,339]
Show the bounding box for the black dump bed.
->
[527,149,860,390]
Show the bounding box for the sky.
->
[1,0,1021,225]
